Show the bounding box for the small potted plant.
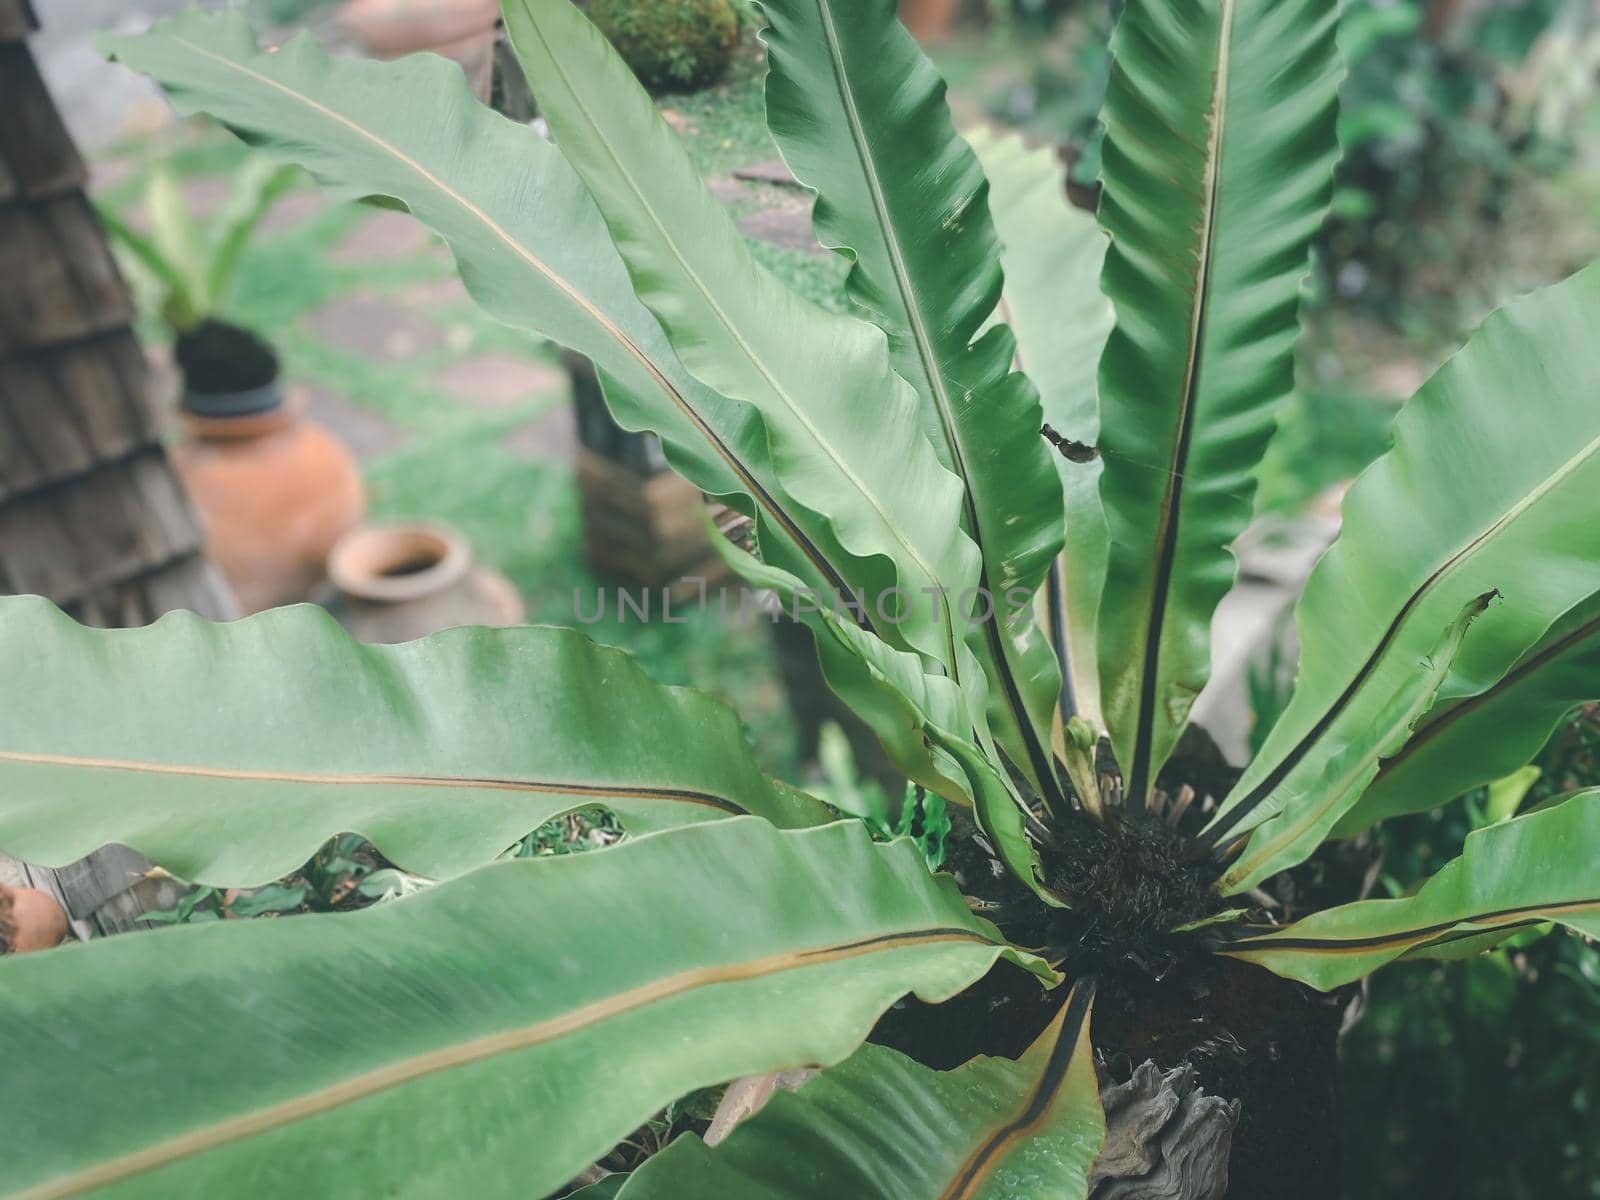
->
[100,156,365,613]
[101,156,297,416]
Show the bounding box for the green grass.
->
[663,31,775,178]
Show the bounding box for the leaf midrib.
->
[12,927,993,1200]
[1377,606,1600,781]
[1217,594,1487,892]
[1124,0,1236,806]
[941,981,1095,1199]
[0,749,743,811]
[810,0,965,481]
[806,0,1062,793]
[1223,896,1600,957]
[514,4,962,669]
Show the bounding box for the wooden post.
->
[565,348,736,593]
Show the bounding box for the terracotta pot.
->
[899,0,959,42]
[172,390,366,615]
[340,0,499,55]
[0,883,68,955]
[321,521,525,643]
[341,0,500,98]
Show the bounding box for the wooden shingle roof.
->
[0,4,234,625]
[0,0,35,43]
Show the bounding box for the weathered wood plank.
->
[0,194,132,354]
[575,446,736,590]
[0,41,85,198]
[0,352,100,491]
[126,554,237,621]
[51,843,189,935]
[0,0,237,672]
[0,0,36,43]
[0,450,207,602]
[0,332,164,502]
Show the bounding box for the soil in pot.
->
[174,319,280,397]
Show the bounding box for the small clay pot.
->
[0,883,69,955]
[172,390,366,615]
[321,521,524,643]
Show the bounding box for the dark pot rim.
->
[180,375,285,420]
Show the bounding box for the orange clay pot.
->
[172,392,365,615]
[0,883,68,954]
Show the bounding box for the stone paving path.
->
[313,292,451,362]
[299,385,411,460]
[278,148,825,470]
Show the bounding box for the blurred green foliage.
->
[100,155,299,334]
[1343,932,1600,1199]
[1326,0,1598,331]
[144,832,424,924]
[939,3,1112,188]
[1340,706,1600,1198]
[945,0,1599,326]
[1252,386,1396,516]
